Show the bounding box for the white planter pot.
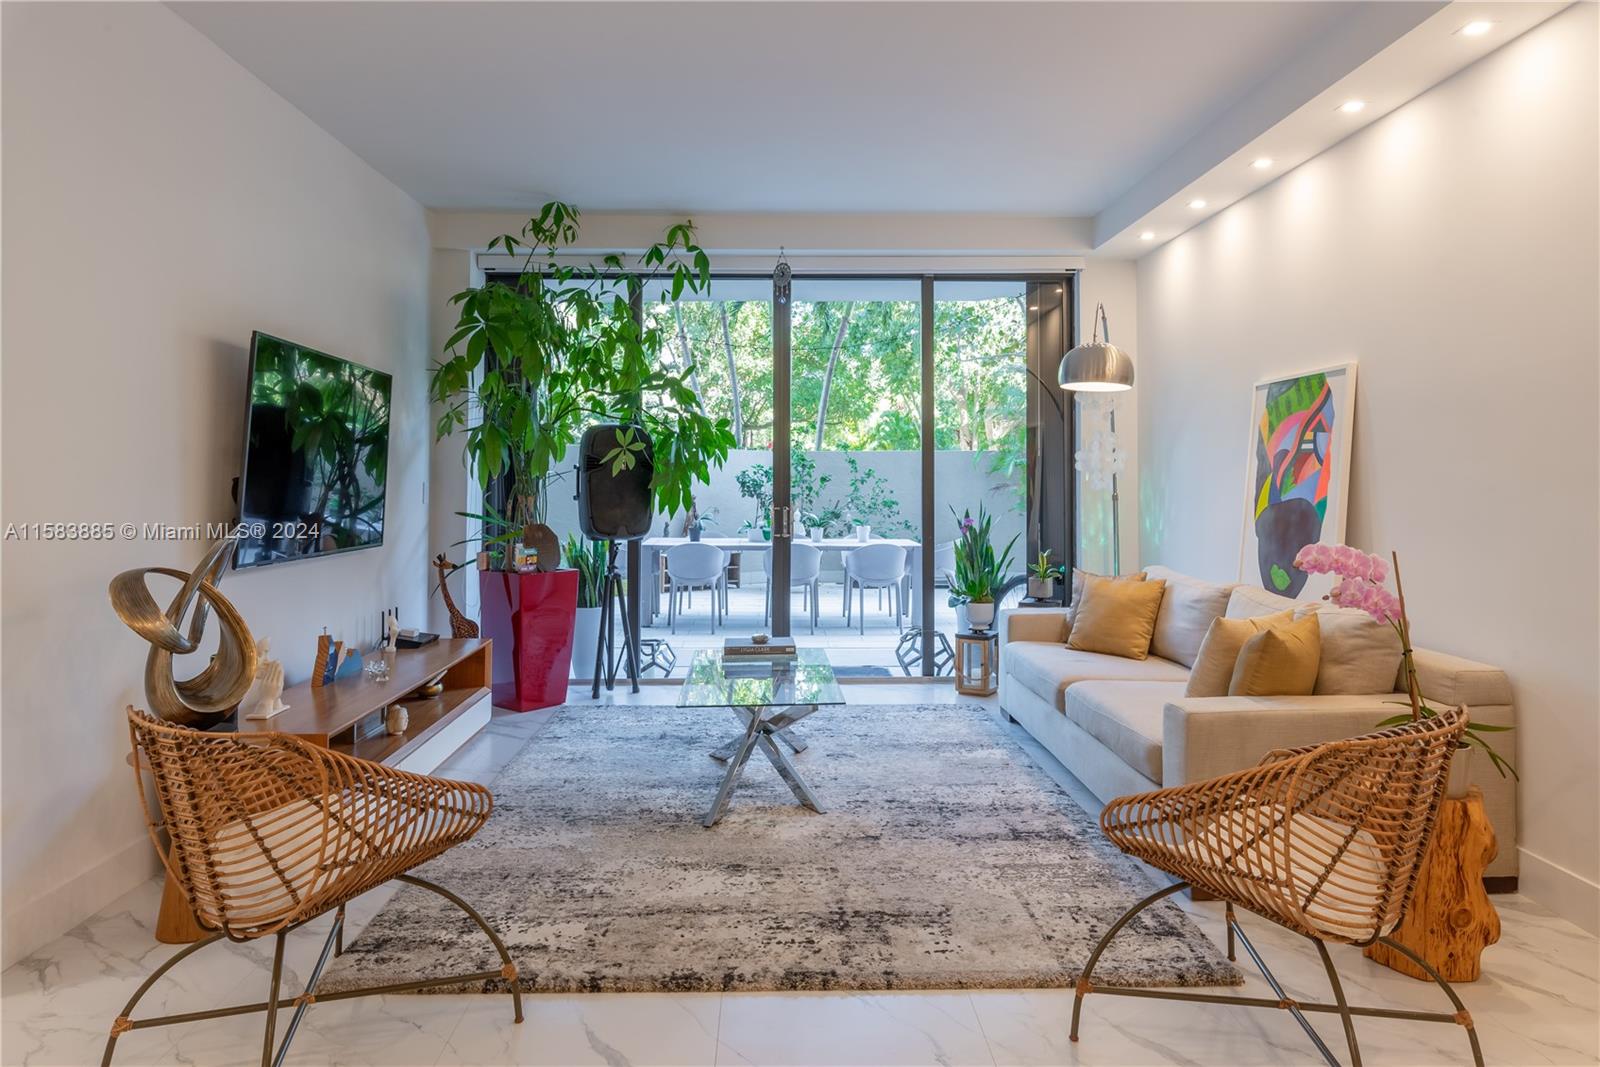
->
[570,605,602,680]
[854,524,871,542]
[1446,746,1473,799]
[966,602,995,632]
[746,527,764,542]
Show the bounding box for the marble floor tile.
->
[714,991,995,1067]
[438,992,721,1066]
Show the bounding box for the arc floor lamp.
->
[1059,302,1135,575]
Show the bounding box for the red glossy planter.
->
[478,568,578,711]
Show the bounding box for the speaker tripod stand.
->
[591,539,642,697]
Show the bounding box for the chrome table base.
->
[705,703,824,827]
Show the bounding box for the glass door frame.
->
[766,271,1076,675]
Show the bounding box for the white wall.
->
[1135,6,1599,931]
[1,3,431,966]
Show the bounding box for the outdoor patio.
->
[633,580,965,677]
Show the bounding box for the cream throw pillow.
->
[1229,613,1322,697]
[1185,609,1295,697]
[1294,605,1405,695]
[1068,567,1145,617]
[1067,576,1168,660]
[1146,572,1235,668]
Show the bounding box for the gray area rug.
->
[321,702,1240,994]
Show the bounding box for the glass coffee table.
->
[678,647,846,827]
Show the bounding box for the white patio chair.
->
[763,542,822,634]
[932,540,957,587]
[666,542,726,634]
[843,543,907,635]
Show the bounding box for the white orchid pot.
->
[966,602,995,632]
[1446,746,1473,799]
[570,605,602,680]
[747,527,764,542]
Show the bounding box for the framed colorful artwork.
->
[1239,362,1357,597]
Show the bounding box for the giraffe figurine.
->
[432,554,479,638]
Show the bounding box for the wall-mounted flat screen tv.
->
[234,332,392,568]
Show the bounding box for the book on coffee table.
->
[723,637,796,658]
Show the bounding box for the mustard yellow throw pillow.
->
[1228,612,1322,697]
[1185,609,1295,697]
[1066,575,1168,660]
[1068,567,1145,615]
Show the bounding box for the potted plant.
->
[564,536,607,680]
[431,201,735,709]
[1293,543,1517,795]
[1028,550,1065,600]
[945,505,1018,632]
[736,464,773,541]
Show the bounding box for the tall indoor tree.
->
[431,202,736,557]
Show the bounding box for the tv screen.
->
[234,332,391,568]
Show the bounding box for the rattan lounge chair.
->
[1071,703,1481,1067]
[104,707,522,1067]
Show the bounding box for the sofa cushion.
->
[1229,612,1321,696]
[1225,584,1302,619]
[1068,576,1168,660]
[1293,604,1405,696]
[1145,566,1236,668]
[1065,681,1187,784]
[1005,642,1188,710]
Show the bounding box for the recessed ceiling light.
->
[1460,20,1493,36]
[1188,198,1207,210]
[1139,231,1155,241]
[1251,157,1274,170]
[1339,99,1367,114]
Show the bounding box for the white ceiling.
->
[172,1,1369,215]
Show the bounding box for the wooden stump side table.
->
[1364,786,1501,982]
[954,631,998,696]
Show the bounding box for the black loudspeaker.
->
[577,424,654,540]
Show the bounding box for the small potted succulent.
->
[945,505,1017,632]
[1294,543,1517,795]
[1027,550,1065,601]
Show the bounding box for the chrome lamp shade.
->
[1059,302,1135,392]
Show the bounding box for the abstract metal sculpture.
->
[109,537,258,728]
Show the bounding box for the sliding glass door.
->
[624,270,1071,678]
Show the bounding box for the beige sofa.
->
[998,566,1519,885]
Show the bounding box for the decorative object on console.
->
[1239,362,1356,597]
[433,554,479,638]
[108,536,259,728]
[385,704,410,735]
[241,638,290,721]
[1061,303,1134,574]
[396,629,439,650]
[334,646,365,680]
[311,631,335,688]
[1074,706,1484,1066]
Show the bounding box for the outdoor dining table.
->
[640,535,922,627]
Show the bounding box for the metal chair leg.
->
[101,932,225,1067]
[1225,901,1236,961]
[1313,937,1362,1067]
[1070,880,1188,1042]
[397,874,523,1024]
[1376,936,1486,1067]
[260,931,287,1067]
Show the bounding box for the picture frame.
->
[1238,361,1358,598]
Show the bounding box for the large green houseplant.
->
[431,202,736,561]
